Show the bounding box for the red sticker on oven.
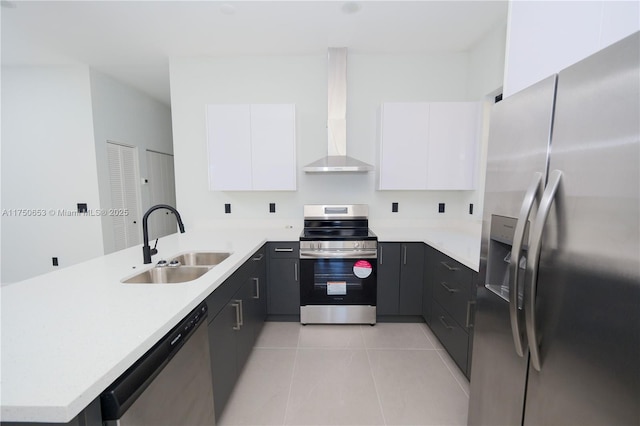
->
[353,260,373,278]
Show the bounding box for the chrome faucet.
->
[142,204,185,264]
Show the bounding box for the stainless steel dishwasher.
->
[101,302,215,425]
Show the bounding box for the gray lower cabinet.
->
[267,242,299,316]
[377,242,424,316]
[422,246,434,325]
[249,246,267,340]
[425,246,477,378]
[205,245,266,420]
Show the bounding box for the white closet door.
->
[146,150,177,240]
[379,102,430,190]
[206,104,252,190]
[107,142,142,250]
[250,104,296,190]
[427,102,481,190]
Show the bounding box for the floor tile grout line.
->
[417,321,442,349]
[281,324,302,426]
[435,349,470,398]
[361,325,389,426]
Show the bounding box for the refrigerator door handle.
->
[510,172,544,357]
[526,169,563,372]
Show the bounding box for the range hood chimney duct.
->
[303,47,373,173]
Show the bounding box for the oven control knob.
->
[354,242,360,248]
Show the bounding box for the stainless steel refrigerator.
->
[468,32,639,426]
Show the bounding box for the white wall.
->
[1,66,104,283]
[89,70,174,254]
[170,51,503,230]
[465,22,508,221]
[504,0,640,97]
[468,22,507,101]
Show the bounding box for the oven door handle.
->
[300,250,378,259]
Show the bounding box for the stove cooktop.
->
[300,228,377,241]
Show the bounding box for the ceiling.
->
[1,1,508,106]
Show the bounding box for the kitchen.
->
[2,1,639,425]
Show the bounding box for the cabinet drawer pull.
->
[237,299,244,327]
[403,245,407,265]
[466,300,476,328]
[253,277,260,299]
[439,316,454,330]
[252,253,264,261]
[294,263,298,282]
[440,282,459,293]
[232,302,241,330]
[274,248,294,252]
[440,261,460,271]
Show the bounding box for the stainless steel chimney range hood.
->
[303,48,373,173]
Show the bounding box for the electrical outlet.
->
[469,203,474,215]
[438,203,445,213]
[269,203,276,213]
[392,202,399,213]
[52,257,59,266]
[224,204,231,214]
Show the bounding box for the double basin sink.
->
[123,252,231,284]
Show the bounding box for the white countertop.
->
[0,223,479,423]
[372,220,481,271]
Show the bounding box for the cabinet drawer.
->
[431,301,469,376]
[269,242,299,258]
[432,253,473,329]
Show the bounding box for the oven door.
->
[300,257,377,306]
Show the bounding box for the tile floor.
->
[217,322,469,426]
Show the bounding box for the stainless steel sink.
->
[122,266,211,284]
[122,251,232,284]
[169,252,231,267]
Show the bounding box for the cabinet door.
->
[208,301,239,420]
[267,242,299,316]
[206,104,252,191]
[422,246,434,325]
[235,280,256,375]
[427,102,481,190]
[268,258,300,315]
[379,103,430,190]
[399,243,424,315]
[376,243,401,315]
[249,248,267,340]
[250,104,296,191]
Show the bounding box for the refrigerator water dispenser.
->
[485,215,528,306]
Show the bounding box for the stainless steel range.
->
[299,205,377,325]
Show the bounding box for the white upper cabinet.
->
[379,101,481,191]
[207,104,252,191]
[427,102,481,190]
[379,102,430,190]
[206,104,296,191]
[250,104,296,191]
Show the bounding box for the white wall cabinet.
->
[206,104,296,191]
[379,103,430,190]
[379,102,481,191]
